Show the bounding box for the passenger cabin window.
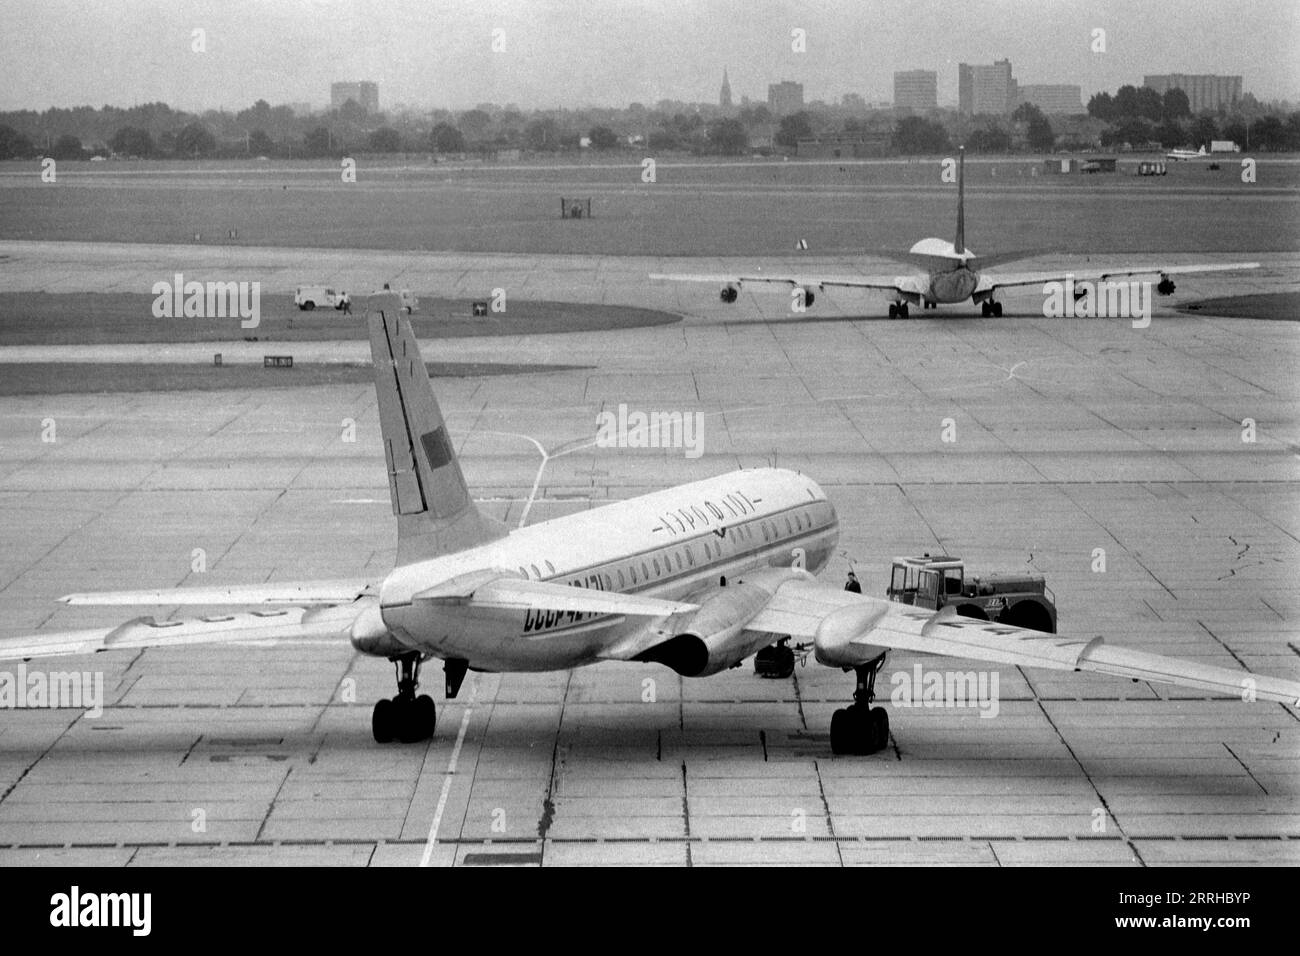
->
[630,565,638,584]
[675,553,683,571]
[618,569,625,588]
[653,558,661,576]
[686,547,695,567]
[642,561,650,579]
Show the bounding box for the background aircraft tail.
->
[367,293,507,565]
[954,146,966,256]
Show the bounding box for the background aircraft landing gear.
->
[830,653,890,755]
[980,300,1003,317]
[754,638,795,678]
[373,653,436,744]
[889,302,909,319]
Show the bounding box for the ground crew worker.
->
[845,571,861,593]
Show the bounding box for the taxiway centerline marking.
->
[419,678,479,867]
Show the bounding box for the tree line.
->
[1,89,1297,161]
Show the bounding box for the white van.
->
[294,286,351,311]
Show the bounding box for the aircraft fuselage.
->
[374,467,840,672]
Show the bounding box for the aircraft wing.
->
[650,272,912,294]
[745,577,1300,706]
[60,579,377,606]
[977,261,1259,295]
[0,603,363,662]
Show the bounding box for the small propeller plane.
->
[3,293,1296,755]
[651,147,1257,318]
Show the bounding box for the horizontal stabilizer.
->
[415,575,697,618]
[0,604,361,662]
[60,580,376,606]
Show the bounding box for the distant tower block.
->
[720,68,733,109]
[560,197,592,220]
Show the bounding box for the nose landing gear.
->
[373,652,437,743]
[889,302,910,319]
[980,300,1003,317]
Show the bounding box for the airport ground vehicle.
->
[886,553,1057,632]
[294,286,351,311]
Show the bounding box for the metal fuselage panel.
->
[378,468,839,672]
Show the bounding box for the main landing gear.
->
[373,652,437,744]
[888,302,910,319]
[754,638,796,678]
[980,299,1003,317]
[830,653,891,756]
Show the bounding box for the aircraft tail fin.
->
[367,293,507,566]
[954,146,966,257]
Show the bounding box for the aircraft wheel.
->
[992,302,1003,317]
[888,303,898,319]
[754,643,795,678]
[396,696,436,743]
[302,301,316,311]
[870,706,890,752]
[899,304,909,318]
[830,708,853,754]
[372,698,396,743]
[981,301,991,317]
[414,694,437,740]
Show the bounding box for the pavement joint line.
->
[419,676,478,867]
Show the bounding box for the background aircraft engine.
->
[720,284,739,303]
[794,287,815,308]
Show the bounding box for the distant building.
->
[1016,84,1083,114]
[893,70,938,111]
[720,69,732,109]
[958,63,974,115]
[288,102,315,117]
[767,80,804,116]
[331,81,379,113]
[976,59,1016,114]
[1143,74,1242,113]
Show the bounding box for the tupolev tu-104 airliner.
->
[3,293,1296,755]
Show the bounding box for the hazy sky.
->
[2,0,1297,112]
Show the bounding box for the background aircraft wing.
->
[650,272,909,294]
[60,579,377,606]
[978,261,1259,295]
[746,577,1300,705]
[0,603,364,662]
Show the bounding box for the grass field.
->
[2,155,1296,256]
[0,293,679,346]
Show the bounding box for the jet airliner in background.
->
[2,293,1296,755]
[651,147,1257,318]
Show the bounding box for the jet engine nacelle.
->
[794,286,815,308]
[636,567,813,677]
[1156,275,1176,296]
[720,284,739,303]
